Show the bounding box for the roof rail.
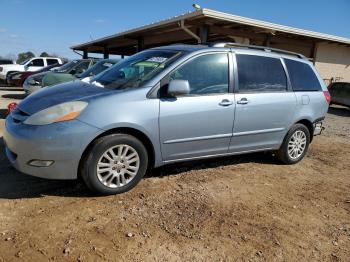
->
[209,42,306,59]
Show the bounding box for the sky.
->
[0,0,349,59]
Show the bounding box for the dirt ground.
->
[0,88,349,262]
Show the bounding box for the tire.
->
[81,134,148,195]
[276,123,310,164]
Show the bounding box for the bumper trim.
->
[313,121,324,136]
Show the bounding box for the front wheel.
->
[81,134,148,195]
[276,124,310,164]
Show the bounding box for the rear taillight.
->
[323,91,331,104]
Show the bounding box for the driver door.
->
[159,52,235,161]
[26,58,44,71]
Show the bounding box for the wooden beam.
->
[83,50,88,59]
[103,47,109,59]
[137,37,144,52]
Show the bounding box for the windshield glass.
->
[20,59,30,65]
[91,50,183,89]
[78,60,117,78]
[54,60,78,72]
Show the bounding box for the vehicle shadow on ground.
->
[0,88,23,91]
[2,93,27,99]
[0,137,280,200]
[328,106,350,117]
[0,109,7,119]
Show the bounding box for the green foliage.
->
[40,52,50,57]
[17,51,35,64]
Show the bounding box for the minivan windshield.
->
[91,50,183,89]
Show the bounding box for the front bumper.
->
[3,116,103,180]
[8,78,22,87]
[23,84,42,95]
[0,73,6,80]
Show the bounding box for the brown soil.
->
[0,89,349,261]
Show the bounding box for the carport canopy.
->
[71,8,350,59]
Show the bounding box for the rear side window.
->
[285,59,321,91]
[47,59,59,65]
[236,55,287,92]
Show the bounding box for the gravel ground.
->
[0,88,349,261]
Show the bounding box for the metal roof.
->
[71,8,350,54]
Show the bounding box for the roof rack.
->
[209,42,306,59]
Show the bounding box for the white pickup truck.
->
[0,57,63,82]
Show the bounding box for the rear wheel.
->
[276,124,310,164]
[81,134,148,195]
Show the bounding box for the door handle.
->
[219,99,233,106]
[237,98,249,105]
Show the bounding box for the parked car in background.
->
[78,59,119,82]
[328,82,350,108]
[23,59,96,94]
[0,59,15,65]
[4,44,330,195]
[0,57,63,83]
[6,63,64,87]
[25,59,119,94]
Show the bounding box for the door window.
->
[169,53,229,95]
[284,59,322,91]
[29,59,44,67]
[236,54,287,92]
[47,59,59,65]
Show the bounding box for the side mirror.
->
[168,79,190,96]
[70,69,76,75]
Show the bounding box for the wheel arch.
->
[78,127,156,177]
[294,119,314,142]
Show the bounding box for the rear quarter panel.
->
[292,91,329,124]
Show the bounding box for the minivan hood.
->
[19,81,113,115]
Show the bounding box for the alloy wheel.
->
[287,130,307,160]
[96,144,140,188]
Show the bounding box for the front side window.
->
[92,50,183,90]
[237,54,287,92]
[285,59,321,91]
[169,53,229,95]
[30,59,44,67]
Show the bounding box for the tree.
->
[40,52,50,57]
[17,51,35,64]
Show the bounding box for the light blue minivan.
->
[4,43,330,194]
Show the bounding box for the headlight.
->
[24,101,88,125]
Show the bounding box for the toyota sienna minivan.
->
[4,43,330,195]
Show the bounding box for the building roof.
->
[71,8,350,56]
